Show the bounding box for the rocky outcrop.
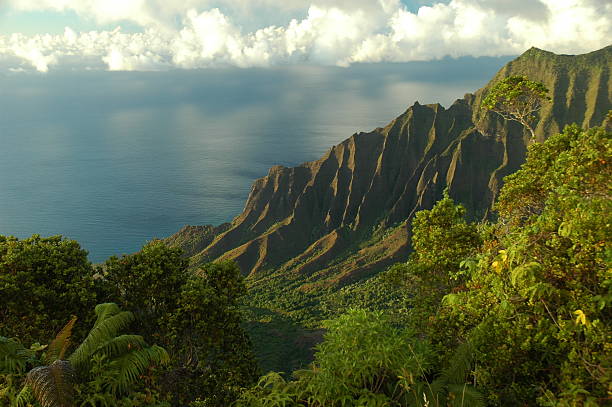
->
[167,46,611,287]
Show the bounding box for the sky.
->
[0,0,610,72]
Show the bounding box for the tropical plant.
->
[0,336,42,405]
[7,303,169,407]
[99,240,188,343]
[385,190,482,336]
[163,261,259,406]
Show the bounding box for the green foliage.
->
[0,337,40,405]
[433,124,610,405]
[69,303,136,373]
[410,191,482,272]
[0,237,257,406]
[320,274,406,321]
[0,337,39,375]
[69,303,170,398]
[1,303,170,407]
[100,243,258,406]
[481,75,550,139]
[23,317,78,407]
[164,261,259,406]
[236,309,482,407]
[310,309,430,402]
[381,124,610,405]
[100,240,188,343]
[241,307,318,375]
[0,235,98,345]
[13,385,34,407]
[385,191,482,333]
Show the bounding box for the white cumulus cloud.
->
[0,0,609,72]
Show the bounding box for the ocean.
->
[0,56,512,262]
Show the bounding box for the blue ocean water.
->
[0,57,512,262]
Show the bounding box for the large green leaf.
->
[69,304,134,371]
[0,337,35,374]
[104,345,169,394]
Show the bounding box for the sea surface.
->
[0,56,512,262]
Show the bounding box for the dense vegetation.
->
[402,123,610,405]
[236,121,611,406]
[1,240,258,406]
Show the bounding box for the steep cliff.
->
[168,46,611,292]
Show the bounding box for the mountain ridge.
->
[167,45,611,290]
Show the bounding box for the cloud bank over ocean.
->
[1,0,610,72]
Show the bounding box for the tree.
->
[99,240,188,344]
[0,235,98,345]
[481,75,550,140]
[100,242,258,406]
[385,191,482,333]
[164,261,259,406]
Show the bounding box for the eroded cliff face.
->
[167,46,611,287]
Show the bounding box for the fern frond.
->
[26,360,75,407]
[105,345,169,395]
[94,335,147,360]
[46,316,77,363]
[69,306,134,371]
[0,337,34,374]
[92,303,122,328]
[13,385,34,407]
[446,383,485,407]
[441,342,474,385]
[425,379,447,407]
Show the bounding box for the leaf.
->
[13,385,35,407]
[574,310,588,326]
[557,222,571,237]
[94,335,148,360]
[69,304,135,371]
[104,345,169,395]
[510,262,541,288]
[442,293,462,307]
[46,316,77,363]
[30,343,48,353]
[0,336,35,374]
